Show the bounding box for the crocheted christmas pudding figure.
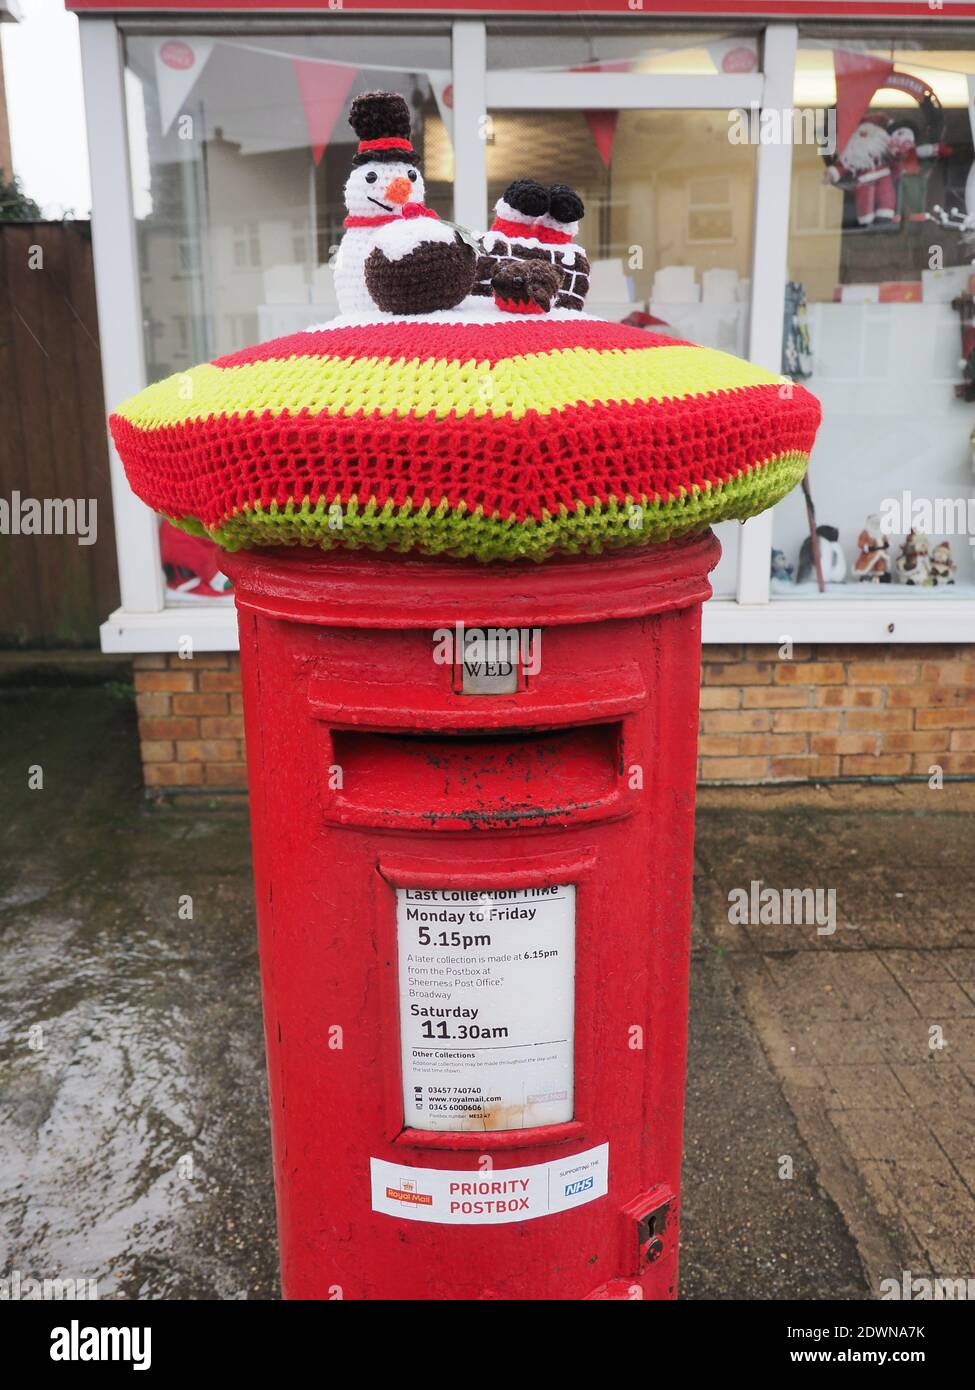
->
[473,179,590,311]
[491,257,563,315]
[335,91,476,316]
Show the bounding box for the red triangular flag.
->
[585,110,620,169]
[833,49,895,156]
[292,60,358,166]
[570,60,629,169]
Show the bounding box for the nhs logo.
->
[564,1176,594,1197]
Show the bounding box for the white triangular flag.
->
[153,38,214,136]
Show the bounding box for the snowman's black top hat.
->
[349,91,418,166]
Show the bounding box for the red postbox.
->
[109,147,819,1295]
[223,531,718,1301]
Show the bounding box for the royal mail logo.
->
[386,1179,434,1207]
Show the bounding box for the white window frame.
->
[83,15,975,652]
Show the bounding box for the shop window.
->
[774,36,975,600]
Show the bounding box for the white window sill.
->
[100,605,239,653]
[100,595,975,653]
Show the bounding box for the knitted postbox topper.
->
[110,311,820,563]
[110,91,819,563]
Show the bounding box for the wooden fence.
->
[0,220,119,647]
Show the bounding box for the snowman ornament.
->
[334,91,475,317]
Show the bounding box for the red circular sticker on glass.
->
[721,47,757,74]
[160,41,196,72]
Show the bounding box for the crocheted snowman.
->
[334,91,476,316]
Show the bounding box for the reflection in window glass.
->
[775,37,975,599]
[123,29,453,377]
[123,28,453,607]
[486,26,759,78]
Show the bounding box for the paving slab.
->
[695,795,975,1298]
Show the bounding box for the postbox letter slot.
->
[325,724,624,830]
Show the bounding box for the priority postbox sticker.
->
[370,1144,609,1225]
[396,885,575,1132]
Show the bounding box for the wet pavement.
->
[1,680,971,1299]
[0,684,275,1299]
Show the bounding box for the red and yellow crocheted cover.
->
[110,313,820,562]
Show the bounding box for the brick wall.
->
[700,643,975,783]
[134,653,246,791]
[134,643,975,793]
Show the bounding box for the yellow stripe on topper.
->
[115,345,790,431]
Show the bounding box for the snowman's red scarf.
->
[344,205,440,229]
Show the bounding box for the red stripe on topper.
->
[212,319,691,369]
[110,382,821,530]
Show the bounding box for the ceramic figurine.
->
[770,548,794,582]
[852,513,892,583]
[797,525,846,584]
[930,540,957,585]
[896,529,933,586]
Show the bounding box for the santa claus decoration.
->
[825,117,898,229]
[472,179,591,311]
[334,91,476,316]
[929,541,957,585]
[852,514,892,583]
[896,530,933,585]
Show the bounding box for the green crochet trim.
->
[171,451,808,564]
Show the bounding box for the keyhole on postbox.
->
[637,1202,670,1268]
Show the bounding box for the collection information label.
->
[396,884,575,1131]
[371,1143,608,1225]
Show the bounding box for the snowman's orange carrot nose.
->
[384,176,413,205]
